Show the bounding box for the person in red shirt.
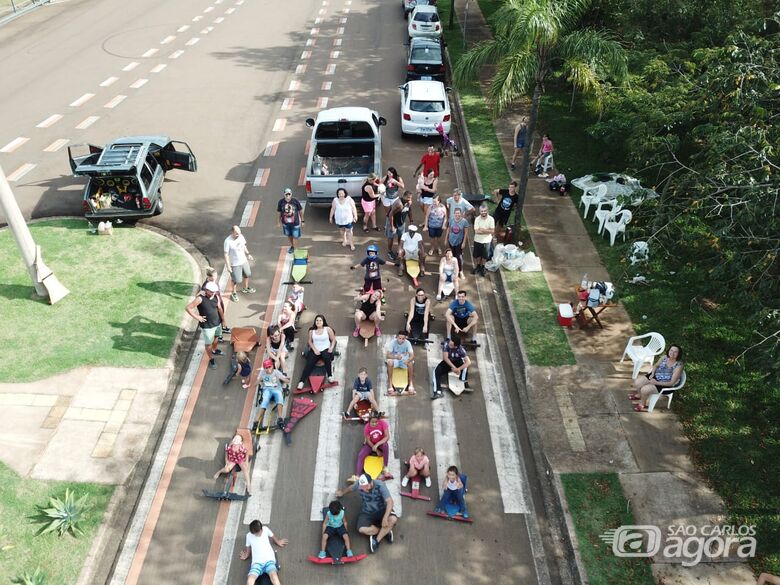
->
[413,144,442,178]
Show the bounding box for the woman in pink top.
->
[356,412,390,476]
[402,447,431,488]
[533,134,554,176]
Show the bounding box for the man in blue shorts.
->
[385,330,416,394]
[240,519,288,585]
[445,290,479,338]
[255,359,290,430]
[335,473,398,553]
[276,188,304,253]
[445,207,470,279]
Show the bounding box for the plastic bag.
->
[520,252,541,272]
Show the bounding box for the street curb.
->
[0,0,49,27]
[553,471,590,585]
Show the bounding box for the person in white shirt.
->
[239,519,288,585]
[224,225,256,302]
[472,205,495,277]
[397,224,425,276]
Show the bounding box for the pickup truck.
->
[67,136,196,224]
[304,107,386,206]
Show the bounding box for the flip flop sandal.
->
[628,393,641,400]
[633,404,647,412]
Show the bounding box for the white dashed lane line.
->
[333,38,342,46]
[301,50,311,59]
[281,98,294,110]
[317,97,328,108]
[192,15,202,22]
[104,95,127,109]
[306,38,316,47]
[6,163,36,181]
[200,27,214,34]
[272,119,286,132]
[177,25,190,32]
[0,137,29,153]
[321,81,332,90]
[263,141,279,156]
[100,76,119,87]
[295,64,306,75]
[340,16,347,23]
[169,50,185,59]
[141,48,158,58]
[214,16,224,23]
[69,93,95,107]
[43,139,69,153]
[310,27,319,35]
[325,63,336,75]
[160,35,176,44]
[75,116,100,129]
[185,37,200,46]
[288,80,300,91]
[122,62,139,71]
[315,17,322,24]
[36,114,62,128]
[203,5,214,12]
[330,50,340,58]
[130,79,148,89]
[150,64,167,73]
[225,7,235,14]
[337,26,345,34]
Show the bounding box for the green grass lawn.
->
[0,218,197,382]
[0,462,113,583]
[560,473,656,585]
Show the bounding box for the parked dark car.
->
[406,37,445,82]
[67,136,196,224]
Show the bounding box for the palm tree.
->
[453,0,628,241]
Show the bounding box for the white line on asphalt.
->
[69,93,95,107]
[309,336,348,520]
[554,385,586,452]
[192,15,202,21]
[108,338,205,585]
[43,138,69,152]
[318,8,325,14]
[306,38,315,47]
[344,8,350,13]
[272,119,286,132]
[6,163,36,182]
[235,0,244,4]
[330,50,340,59]
[263,141,278,156]
[177,25,190,32]
[252,168,265,186]
[281,97,294,110]
[75,116,100,130]
[214,16,224,23]
[129,79,148,89]
[215,0,224,4]
[185,37,200,46]
[0,137,29,153]
[345,0,351,4]
[160,35,176,44]
[340,16,347,23]
[321,81,332,90]
[141,48,158,58]
[169,50,185,59]
[475,333,530,514]
[122,62,139,71]
[322,0,328,5]
[376,335,402,517]
[203,5,214,12]
[310,27,319,35]
[239,201,254,226]
[333,38,342,46]
[150,64,167,73]
[295,64,306,75]
[337,26,345,34]
[300,50,311,59]
[288,80,300,91]
[200,26,214,34]
[100,76,119,87]
[225,6,235,14]
[104,95,127,109]
[36,114,62,128]
[317,97,328,108]
[325,63,336,75]
[314,17,322,24]
[427,334,461,490]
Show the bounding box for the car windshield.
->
[411,46,442,62]
[410,100,445,113]
[414,11,439,22]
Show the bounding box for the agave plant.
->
[33,489,90,537]
[11,568,47,585]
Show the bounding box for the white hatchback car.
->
[407,5,442,40]
[399,80,451,137]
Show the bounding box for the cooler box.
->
[558,303,574,326]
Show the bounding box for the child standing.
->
[344,367,379,417]
[434,465,468,518]
[317,500,354,559]
[236,351,253,389]
[402,447,431,488]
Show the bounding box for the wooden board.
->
[359,319,375,347]
[447,372,465,396]
[391,367,408,391]
[441,280,455,297]
[290,248,309,282]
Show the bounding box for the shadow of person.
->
[136,280,198,300]
[109,315,180,357]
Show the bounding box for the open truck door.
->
[67,144,104,174]
[159,141,197,172]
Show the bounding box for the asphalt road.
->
[0,1,558,584]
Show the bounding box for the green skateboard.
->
[286,248,312,284]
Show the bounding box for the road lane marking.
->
[169,50,185,59]
[263,141,279,156]
[75,116,100,129]
[122,61,139,71]
[317,97,329,108]
[554,385,586,452]
[200,26,214,34]
[309,336,348,520]
[36,114,62,128]
[475,333,530,514]
[376,336,402,517]
[272,119,286,132]
[192,15,203,21]
[186,37,200,46]
[321,81,332,90]
[340,16,347,23]
[43,138,69,152]
[213,16,224,23]
[427,334,461,490]
[130,79,148,89]
[235,0,244,4]
[104,95,127,108]
[318,8,326,14]
[100,76,119,87]
[300,50,311,59]
[252,168,269,187]
[69,93,95,107]
[344,7,350,13]
[296,64,307,75]
[225,7,235,14]
[322,0,328,5]
[6,163,36,181]
[239,201,255,226]
[203,5,214,12]
[177,25,190,32]
[310,27,320,35]
[288,80,300,91]
[337,26,345,34]
[141,48,158,58]
[325,63,336,75]
[333,38,342,46]
[330,50,340,59]
[0,137,29,153]
[306,38,316,47]
[314,17,322,24]
[298,167,306,186]
[281,97,294,110]
[160,35,176,44]
[150,64,167,73]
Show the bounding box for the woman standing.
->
[361,174,381,232]
[382,167,405,221]
[423,193,447,256]
[296,314,337,390]
[330,187,358,250]
[417,168,438,216]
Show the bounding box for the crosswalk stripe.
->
[426,334,461,490]
[309,336,348,520]
[375,335,402,517]
[475,333,530,514]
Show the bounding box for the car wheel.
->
[153,193,164,216]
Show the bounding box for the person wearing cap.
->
[276,188,304,254]
[472,204,495,277]
[186,281,226,369]
[351,244,387,293]
[255,359,290,430]
[397,224,425,277]
[224,225,256,303]
[335,472,397,553]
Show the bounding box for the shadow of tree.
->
[136,280,199,300]
[109,315,180,357]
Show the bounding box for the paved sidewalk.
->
[452,1,756,583]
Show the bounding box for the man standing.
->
[472,204,495,276]
[224,226,256,303]
[413,144,442,178]
[492,181,519,238]
[277,188,304,253]
[385,190,413,260]
[335,473,398,553]
[186,281,226,369]
[510,117,528,171]
[445,188,475,221]
[239,519,288,585]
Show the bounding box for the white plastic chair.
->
[621,332,666,379]
[647,370,687,413]
[604,209,632,246]
[594,200,623,234]
[536,153,554,177]
[579,184,608,219]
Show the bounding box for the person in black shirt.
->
[492,181,519,237]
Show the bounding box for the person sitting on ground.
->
[398,224,426,276]
[406,288,431,338]
[436,248,460,301]
[240,519,288,585]
[296,314,337,390]
[317,499,354,559]
[434,465,469,519]
[335,473,398,554]
[432,335,471,398]
[277,300,297,351]
[445,290,479,338]
[265,325,289,375]
[344,367,379,417]
[385,330,416,394]
[353,289,384,338]
[351,244,387,293]
[629,345,684,412]
[402,447,431,488]
[256,359,290,429]
[213,432,252,494]
[287,283,305,314]
[356,412,390,477]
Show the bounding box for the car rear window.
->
[314,121,375,139]
[414,11,439,22]
[411,46,442,61]
[410,100,445,113]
